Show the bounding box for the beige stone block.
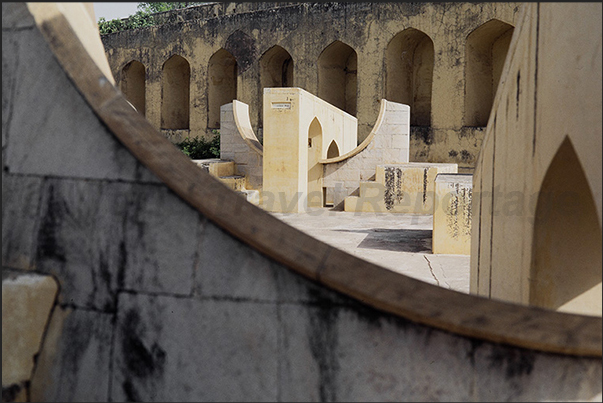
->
[219,175,247,191]
[433,174,473,254]
[374,163,458,214]
[209,161,235,177]
[2,272,58,386]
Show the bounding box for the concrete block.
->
[111,293,279,402]
[433,174,473,254]
[2,271,58,386]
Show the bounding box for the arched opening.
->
[121,60,146,116]
[317,41,357,116]
[307,118,323,208]
[530,138,602,316]
[326,140,340,159]
[465,19,514,127]
[208,48,238,129]
[259,45,294,127]
[385,28,434,126]
[161,55,190,130]
[260,45,294,89]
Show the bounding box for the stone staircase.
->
[344,163,458,214]
[192,159,260,205]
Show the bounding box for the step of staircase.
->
[191,158,235,177]
[218,175,247,191]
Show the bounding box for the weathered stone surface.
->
[5,26,159,184]
[30,306,113,402]
[3,31,18,150]
[2,174,44,270]
[111,293,279,402]
[35,179,129,311]
[195,222,279,301]
[433,174,473,254]
[278,301,474,401]
[472,341,603,401]
[1,3,35,30]
[2,270,58,386]
[123,183,201,296]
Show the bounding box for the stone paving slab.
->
[270,208,470,294]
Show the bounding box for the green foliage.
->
[98,10,155,34]
[98,3,206,35]
[137,2,200,14]
[174,131,220,160]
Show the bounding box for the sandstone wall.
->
[101,2,520,171]
[470,3,602,317]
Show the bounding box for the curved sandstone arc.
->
[319,98,389,164]
[29,3,601,358]
[232,99,263,156]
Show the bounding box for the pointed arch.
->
[260,45,294,89]
[326,139,340,159]
[385,28,434,126]
[307,118,324,208]
[208,48,237,129]
[259,45,294,127]
[465,19,514,127]
[161,54,190,129]
[121,60,145,116]
[530,137,602,316]
[317,41,357,116]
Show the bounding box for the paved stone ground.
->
[270,208,471,294]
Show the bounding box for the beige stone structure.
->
[344,163,458,214]
[470,3,602,317]
[433,174,473,255]
[100,2,520,171]
[262,87,358,212]
[219,101,263,190]
[322,99,410,208]
[2,3,602,402]
[2,272,58,402]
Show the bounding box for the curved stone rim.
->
[29,2,602,357]
[232,100,264,156]
[319,98,390,164]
